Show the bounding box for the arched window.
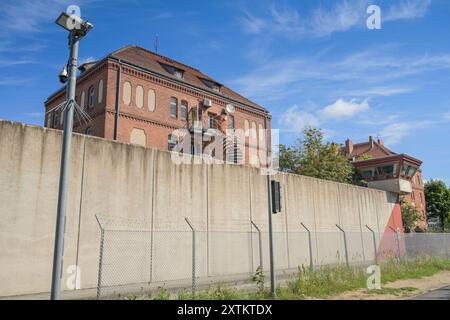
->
[85,127,92,135]
[46,113,52,127]
[170,97,178,118]
[59,108,64,125]
[80,91,85,110]
[136,85,144,108]
[123,81,131,106]
[53,111,59,127]
[244,119,249,137]
[228,115,235,129]
[181,100,188,120]
[88,85,95,109]
[148,89,156,112]
[98,80,104,103]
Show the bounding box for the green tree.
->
[278,144,299,173]
[424,180,450,230]
[278,128,354,183]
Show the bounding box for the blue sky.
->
[1,0,450,184]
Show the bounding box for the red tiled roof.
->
[109,45,267,112]
[350,141,396,159]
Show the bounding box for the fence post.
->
[445,233,449,259]
[185,217,196,296]
[251,221,263,273]
[336,224,349,267]
[365,225,378,265]
[300,222,314,271]
[95,215,105,300]
[389,226,401,262]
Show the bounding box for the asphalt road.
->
[412,285,450,300]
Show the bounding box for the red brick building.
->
[44,45,271,166]
[345,136,427,230]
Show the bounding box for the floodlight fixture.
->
[55,12,93,37]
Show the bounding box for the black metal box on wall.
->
[271,180,282,214]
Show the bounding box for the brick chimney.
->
[377,137,383,146]
[369,136,374,148]
[345,139,353,156]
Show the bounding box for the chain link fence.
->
[95,216,450,299]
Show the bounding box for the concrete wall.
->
[0,120,400,297]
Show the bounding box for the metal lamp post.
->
[264,113,276,298]
[51,11,93,300]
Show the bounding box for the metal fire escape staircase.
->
[187,108,243,163]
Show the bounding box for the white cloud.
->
[380,121,433,145]
[0,59,34,68]
[444,111,450,120]
[384,0,431,22]
[230,46,450,103]
[0,41,45,53]
[0,77,34,86]
[310,0,368,37]
[0,1,94,72]
[269,5,304,34]
[278,98,371,133]
[238,10,267,34]
[238,0,431,39]
[380,122,413,145]
[278,105,320,133]
[0,0,70,34]
[319,99,370,120]
[343,87,415,97]
[79,56,96,65]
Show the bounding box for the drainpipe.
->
[113,59,122,141]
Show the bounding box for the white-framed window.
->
[181,100,188,120]
[228,115,235,129]
[98,80,104,103]
[168,134,177,151]
[170,97,178,118]
[160,63,184,79]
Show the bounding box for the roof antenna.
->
[154,34,159,53]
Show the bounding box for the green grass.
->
[363,287,418,296]
[130,257,450,300]
[276,257,450,299]
[277,265,368,299]
[379,258,450,284]
[177,284,250,300]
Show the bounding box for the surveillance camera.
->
[59,65,68,84]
